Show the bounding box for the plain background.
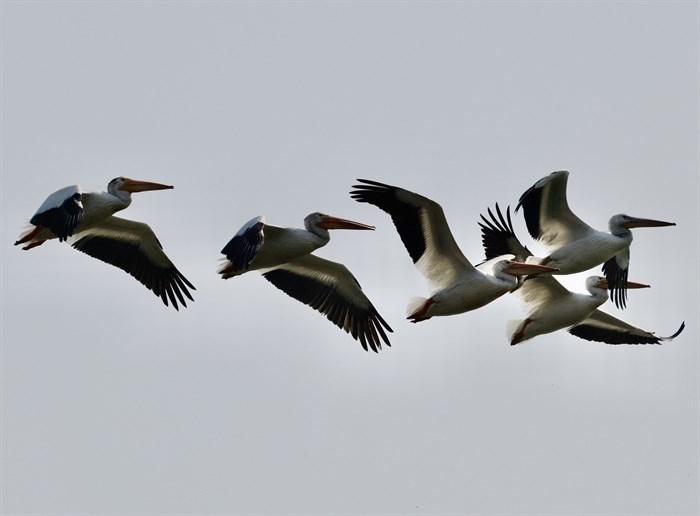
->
[1,1,698,515]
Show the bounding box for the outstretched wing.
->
[515,171,594,248]
[351,179,473,290]
[477,202,569,312]
[262,254,392,353]
[569,310,685,345]
[71,216,195,310]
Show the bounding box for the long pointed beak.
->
[503,262,560,277]
[624,280,651,289]
[597,278,651,289]
[621,216,675,229]
[318,216,375,230]
[121,179,174,193]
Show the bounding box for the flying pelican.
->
[479,204,685,345]
[218,212,392,353]
[516,170,675,309]
[15,177,195,310]
[350,179,558,322]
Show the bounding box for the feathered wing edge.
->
[569,311,685,345]
[261,255,393,353]
[70,216,195,310]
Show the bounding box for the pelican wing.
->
[351,179,473,289]
[601,249,630,309]
[569,311,685,345]
[262,254,392,353]
[30,185,84,241]
[477,201,568,308]
[514,275,571,316]
[70,216,195,310]
[515,171,594,248]
[219,216,266,277]
[478,203,533,261]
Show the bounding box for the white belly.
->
[547,232,628,274]
[250,229,321,270]
[428,273,508,316]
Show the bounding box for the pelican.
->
[479,204,685,345]
[350,179,558,322]
[15,177,195,310]
[218,212,392,352]
[516,170,675,309]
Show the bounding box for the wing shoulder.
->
[516,275,570,313]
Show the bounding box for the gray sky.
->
[1,1,698,515]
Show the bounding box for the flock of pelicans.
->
[15,171,685,352]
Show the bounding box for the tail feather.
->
[407,296,432,323]
[507,319,527,345]
[218,260,241,280]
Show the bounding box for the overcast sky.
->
[1,2,698,515]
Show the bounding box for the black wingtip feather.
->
[71,235,195,310]
[601,257,629,310]
[478,203,532,261]
[515,181,544,240]
[350,179,426,263]
[668,321,686,340]
[262,268,392,352]
[568,319,685,345]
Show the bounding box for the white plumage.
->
[218,212,392,353]
[351,179,558,322]
[516,170,675,308]
[479,203,684,345]
[15,177,195,310]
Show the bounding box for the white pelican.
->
[350,179,558,322]
[218,213,392,353]
[479,204,685,345]
[516,171,675,309]
[15,177,195,310]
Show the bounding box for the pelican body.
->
[508,275,651,345]
[405,258,561,322]
[480,203,685,345]
[219,212,392,353]
[350,179,558,323]
[218,213,364,278]
[516,170,675,308]
[15,177,195,310]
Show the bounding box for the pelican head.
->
[108,177,174,199]
[304,212,375,233]
[610,214,675,233]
